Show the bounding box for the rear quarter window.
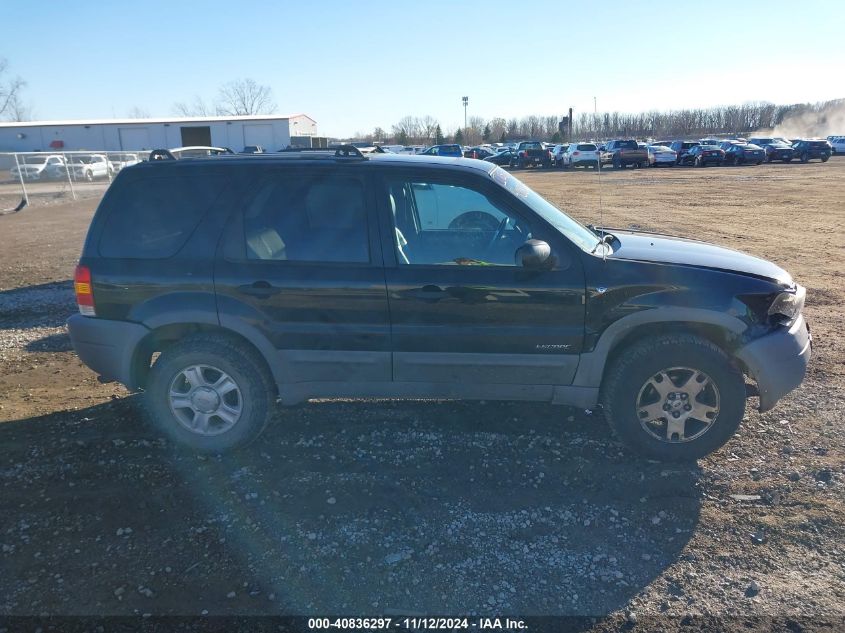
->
[97,172,229,259]
[577,144,597,151]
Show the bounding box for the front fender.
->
[572,306,748,388]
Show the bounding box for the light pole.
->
[462,96,468,140]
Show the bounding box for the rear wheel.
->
[145,334,275,453]
[821,155,829,163]
[800,153,809,163]
[602,334,746,461]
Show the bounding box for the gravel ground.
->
[0,163,843,632]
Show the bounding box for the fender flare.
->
[572,307,748,388]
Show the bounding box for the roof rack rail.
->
[149,149,176,161]
[279,144,366,158]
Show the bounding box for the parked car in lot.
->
[419,144,463,157]
[169,146,235,159]
[601,139,648,168]
[647,145,677,167]
[483,149,516,166]
[669,141,700,165]
[561,142,600,168]
[747,138,795,162]
[10,154,66,181]
[685,145,725,167]
[826,135,845,154]
[67,154,113,181]
[511,141,551,169]
[550,144,568,167]
[464,147,496,160]
[722,143,765,166]
[241,146,266,154]
[791,139,832,163]
[67,146,811,461]
[108,153,142,173]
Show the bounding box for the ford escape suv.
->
[68,147,811,461]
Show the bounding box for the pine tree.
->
[482,124,492,142]
[434,124,444,144]
[454,129,464,145]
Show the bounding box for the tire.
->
[612,156,621,169]
[695,157,704,167]
[145,333,275,453]
[602,334,746,461]
[85,170,94,182]
[822,155,829,163]
[782,157,792,163]
[800,153,809,163]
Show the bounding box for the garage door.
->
[242,124,274,150]
[118,127,152,150]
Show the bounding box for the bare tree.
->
[418,115,439,144]
[172,96,214,117]
[392,116,421,143]
[0,58,29,121]
[216,78,276,116]
[127,106,150,119]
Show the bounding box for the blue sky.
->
[4,0,843,136]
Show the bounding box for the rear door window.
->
[98,172,229,259]
[243,172,370,263]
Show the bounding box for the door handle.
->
[410,284,445,301]
[237,281,279,298]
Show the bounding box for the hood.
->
[606,230,792,283]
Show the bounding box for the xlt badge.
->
[536,344,571,350]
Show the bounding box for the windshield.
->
[71,156,93,164]
[487,166,600,253]
[520,142,542,150]
[24,156,48,164]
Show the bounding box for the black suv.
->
[747,138,795,163]
[68,148,811,461]
[790,139,832,163]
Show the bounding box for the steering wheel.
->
[485,216,510,252]
[448,211,500,231]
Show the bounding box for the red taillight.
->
[74,264,95,316]
[573,151,580,156]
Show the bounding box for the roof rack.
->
[279,144,366,158]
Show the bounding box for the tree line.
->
[358,99,845,145]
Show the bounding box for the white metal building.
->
[0,114,318,153]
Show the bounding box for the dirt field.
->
[1,160,843,631]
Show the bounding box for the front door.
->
[377,169,585,385]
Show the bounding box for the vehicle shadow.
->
[0,280,74,330]
[0,396,701,620]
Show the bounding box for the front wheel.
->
[145,334,275,453]
[602,334,746,461]
[85,170,94,182]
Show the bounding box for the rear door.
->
[214,165,391,383]
[376,167,585,385]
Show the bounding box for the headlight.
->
[768,285,806,325]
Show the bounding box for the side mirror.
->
[515,239,551,268]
